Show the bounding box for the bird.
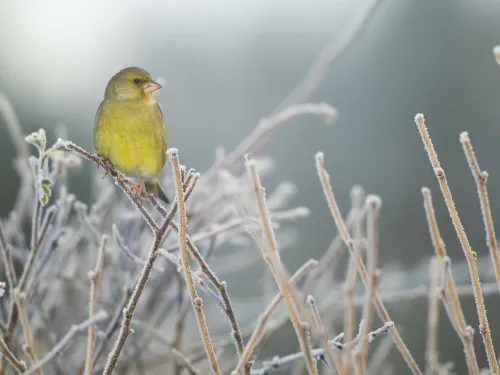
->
[94,67,169,203]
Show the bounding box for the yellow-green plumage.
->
[94,67,169,202]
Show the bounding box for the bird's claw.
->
[96,156,112,179]
[130,180,146,199]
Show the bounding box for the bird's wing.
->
[156,103,163,119]
[154,102,168,167]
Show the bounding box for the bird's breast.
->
[94,99,167,178]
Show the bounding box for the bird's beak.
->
[143,80,163,93]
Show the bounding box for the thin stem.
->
[92,285,133,368]
[307,296,344,374]
[0,225,18,295]
[315,152,422,375]
[460,132,500,288]
[161,228,247,372]
[204,103,336,181]
[355,196,380,375]
[1,163,48,374]
[156,198,248,372]
[84,235,108,375]
[184,238,249,373]
[421,188,480,375]
[245,154,319,375]
[271,0,384,113]
[24,312,108,375]
[130,320,201,375]
[231,259,319,375]
[64,143,159,232]
[344,185,364,375]
[168,148,221,375]
[0,337,26,374]
[425,257,440,375]
[252,322,392,375]
[101,201,176,374]
[415,113,498,374]
[16,292,42,374]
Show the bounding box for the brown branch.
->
[101,201,177,374]
[155,196,248,372]
[355,195,380,374]
[306,296,344,374]
[0,337,26,374]
[231,259,319,375]
[460,132,500,288]
[343,185,364,375]
[131,320,201,375]
[24,312,107,375]
[64,142,159,232]
[315,152,422,375]
[91,284,133,368]
[415,113,498,374]
[425,257,440,375]
[16,292,42,374]
[245,154,319,375]
[84,235,108,375]
[168,148,221,375]
[421,187,479,375]
[1,153,52,374]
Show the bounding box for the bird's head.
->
[104,67,162,100]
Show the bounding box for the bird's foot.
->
[130,180,146,199]
[96,156,113,179]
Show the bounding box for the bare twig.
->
[61,142,180,374]
[231,259,319,375]
[16,292,41,374]
[0,337,26,374]
[252,322,392,375]
[159,216,249,372]
[101,204,177,374]
[460,132,500,288]
[204,103,336,181]
[0,94,30,160]
[184,237,249,374]
[306,295,344,374]
[415,113,498,374]
[155,197,248,372]
[441,257,479,375]
[64,142,159,232]
[355,195,381,375]
[421,187,479,374]
[0,223,17,296]
[331,321,394,351]
[84,235,108,375]
[131,320,201,375]
[24,311,108,375]
[425,257,440,375]
[272,0,384,113]
[344,185,364,375]
[366,334,394,375]
[1,147,54,374]
[245,154,319,375]
[315,152,422,375]
[168,148,221,375]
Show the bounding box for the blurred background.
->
[1,0,500,373]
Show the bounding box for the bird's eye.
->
[133,78,141,84]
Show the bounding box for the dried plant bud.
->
[25,128,47,155]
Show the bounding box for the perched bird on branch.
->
[94,67,169,203]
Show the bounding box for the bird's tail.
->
[146,176,170,204]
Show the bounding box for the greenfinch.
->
[94,67,169,202]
